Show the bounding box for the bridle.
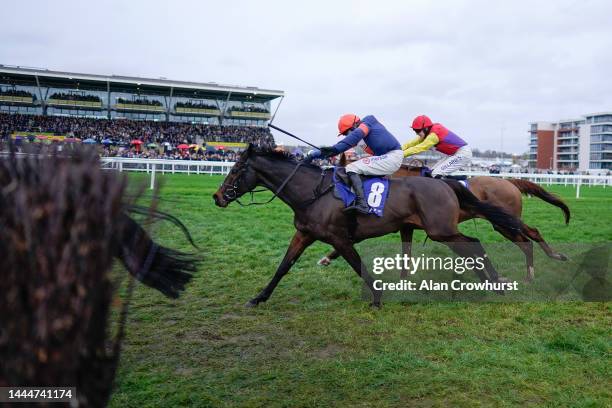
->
[220,159,305,206]
[220,161,249,202]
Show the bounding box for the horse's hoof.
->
[524,267,535,283]
[318,257,331,266]
[244,300,258,308]
[556,253,568,261]
[369,301,382,308]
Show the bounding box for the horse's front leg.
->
[332,240,382,307]
[246,230,315,307]
[399,226,414,278]
[317,248,341,266]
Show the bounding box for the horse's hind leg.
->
[493,225,535,283]
[332,239,382,307]
[399,226,414,279]
[522,223,568,261]
[318,248,341,266]
[430,232,504,287]
[319,229,412,270]
[246,230,315,307]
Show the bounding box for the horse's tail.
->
[115,211,199,299]
[507,178,571,224]
[443,179,524,233]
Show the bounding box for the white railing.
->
[100,157,612,198]
[100,157,235,175]
[455,170,611,198]
[100,157,235,190]
[456,170,611,187]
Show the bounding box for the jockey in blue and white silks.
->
[307,114,403,213]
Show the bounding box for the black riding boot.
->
[344,172,370,214]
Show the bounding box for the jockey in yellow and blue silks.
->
[402,115,473,177]
[307,114,403,213]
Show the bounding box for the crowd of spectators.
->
[103,145,238,161]
[175,101,218,110]
[0,112,275,148]
[117,97,163,106]
[49,92,101,102]
[0,89,37,100]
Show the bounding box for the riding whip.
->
[268,124,321,150]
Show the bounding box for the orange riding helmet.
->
[411,115,433,130]
[338,114,361,135]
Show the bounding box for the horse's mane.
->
[249,144,324,170]
[252,145,295,160]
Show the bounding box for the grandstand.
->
[0,65,283,124]
[0,65,284,154]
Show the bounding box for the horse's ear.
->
[339,153,347,167]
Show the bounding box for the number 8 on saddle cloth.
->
[332,167,390,217]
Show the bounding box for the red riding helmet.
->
[338,114,361,135]
[411,115,433,130]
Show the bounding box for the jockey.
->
[307,114,403,213]
[402,115,472,178]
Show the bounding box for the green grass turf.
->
[110,174,611,407]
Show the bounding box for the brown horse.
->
[319,156,571,282]
[213,145,526,307]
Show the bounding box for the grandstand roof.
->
[0,65,284,103]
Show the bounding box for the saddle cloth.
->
[332,168,389,217]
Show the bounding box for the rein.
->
[236,162,304,206]
[301,168,334,207]
[223,160,335,207]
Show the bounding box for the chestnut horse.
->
[213,145,526,307]
[319,156,571,282]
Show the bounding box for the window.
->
[0,105,41,115]
[590,152,612,160]
[591,125,612,133]
[591,134,612,143]
[593,115,612,123]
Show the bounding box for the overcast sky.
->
[2,0,611,153]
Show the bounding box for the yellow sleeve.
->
[401,136,422,150]
[402,133,439,157]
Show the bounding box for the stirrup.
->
[343,202,370,214]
